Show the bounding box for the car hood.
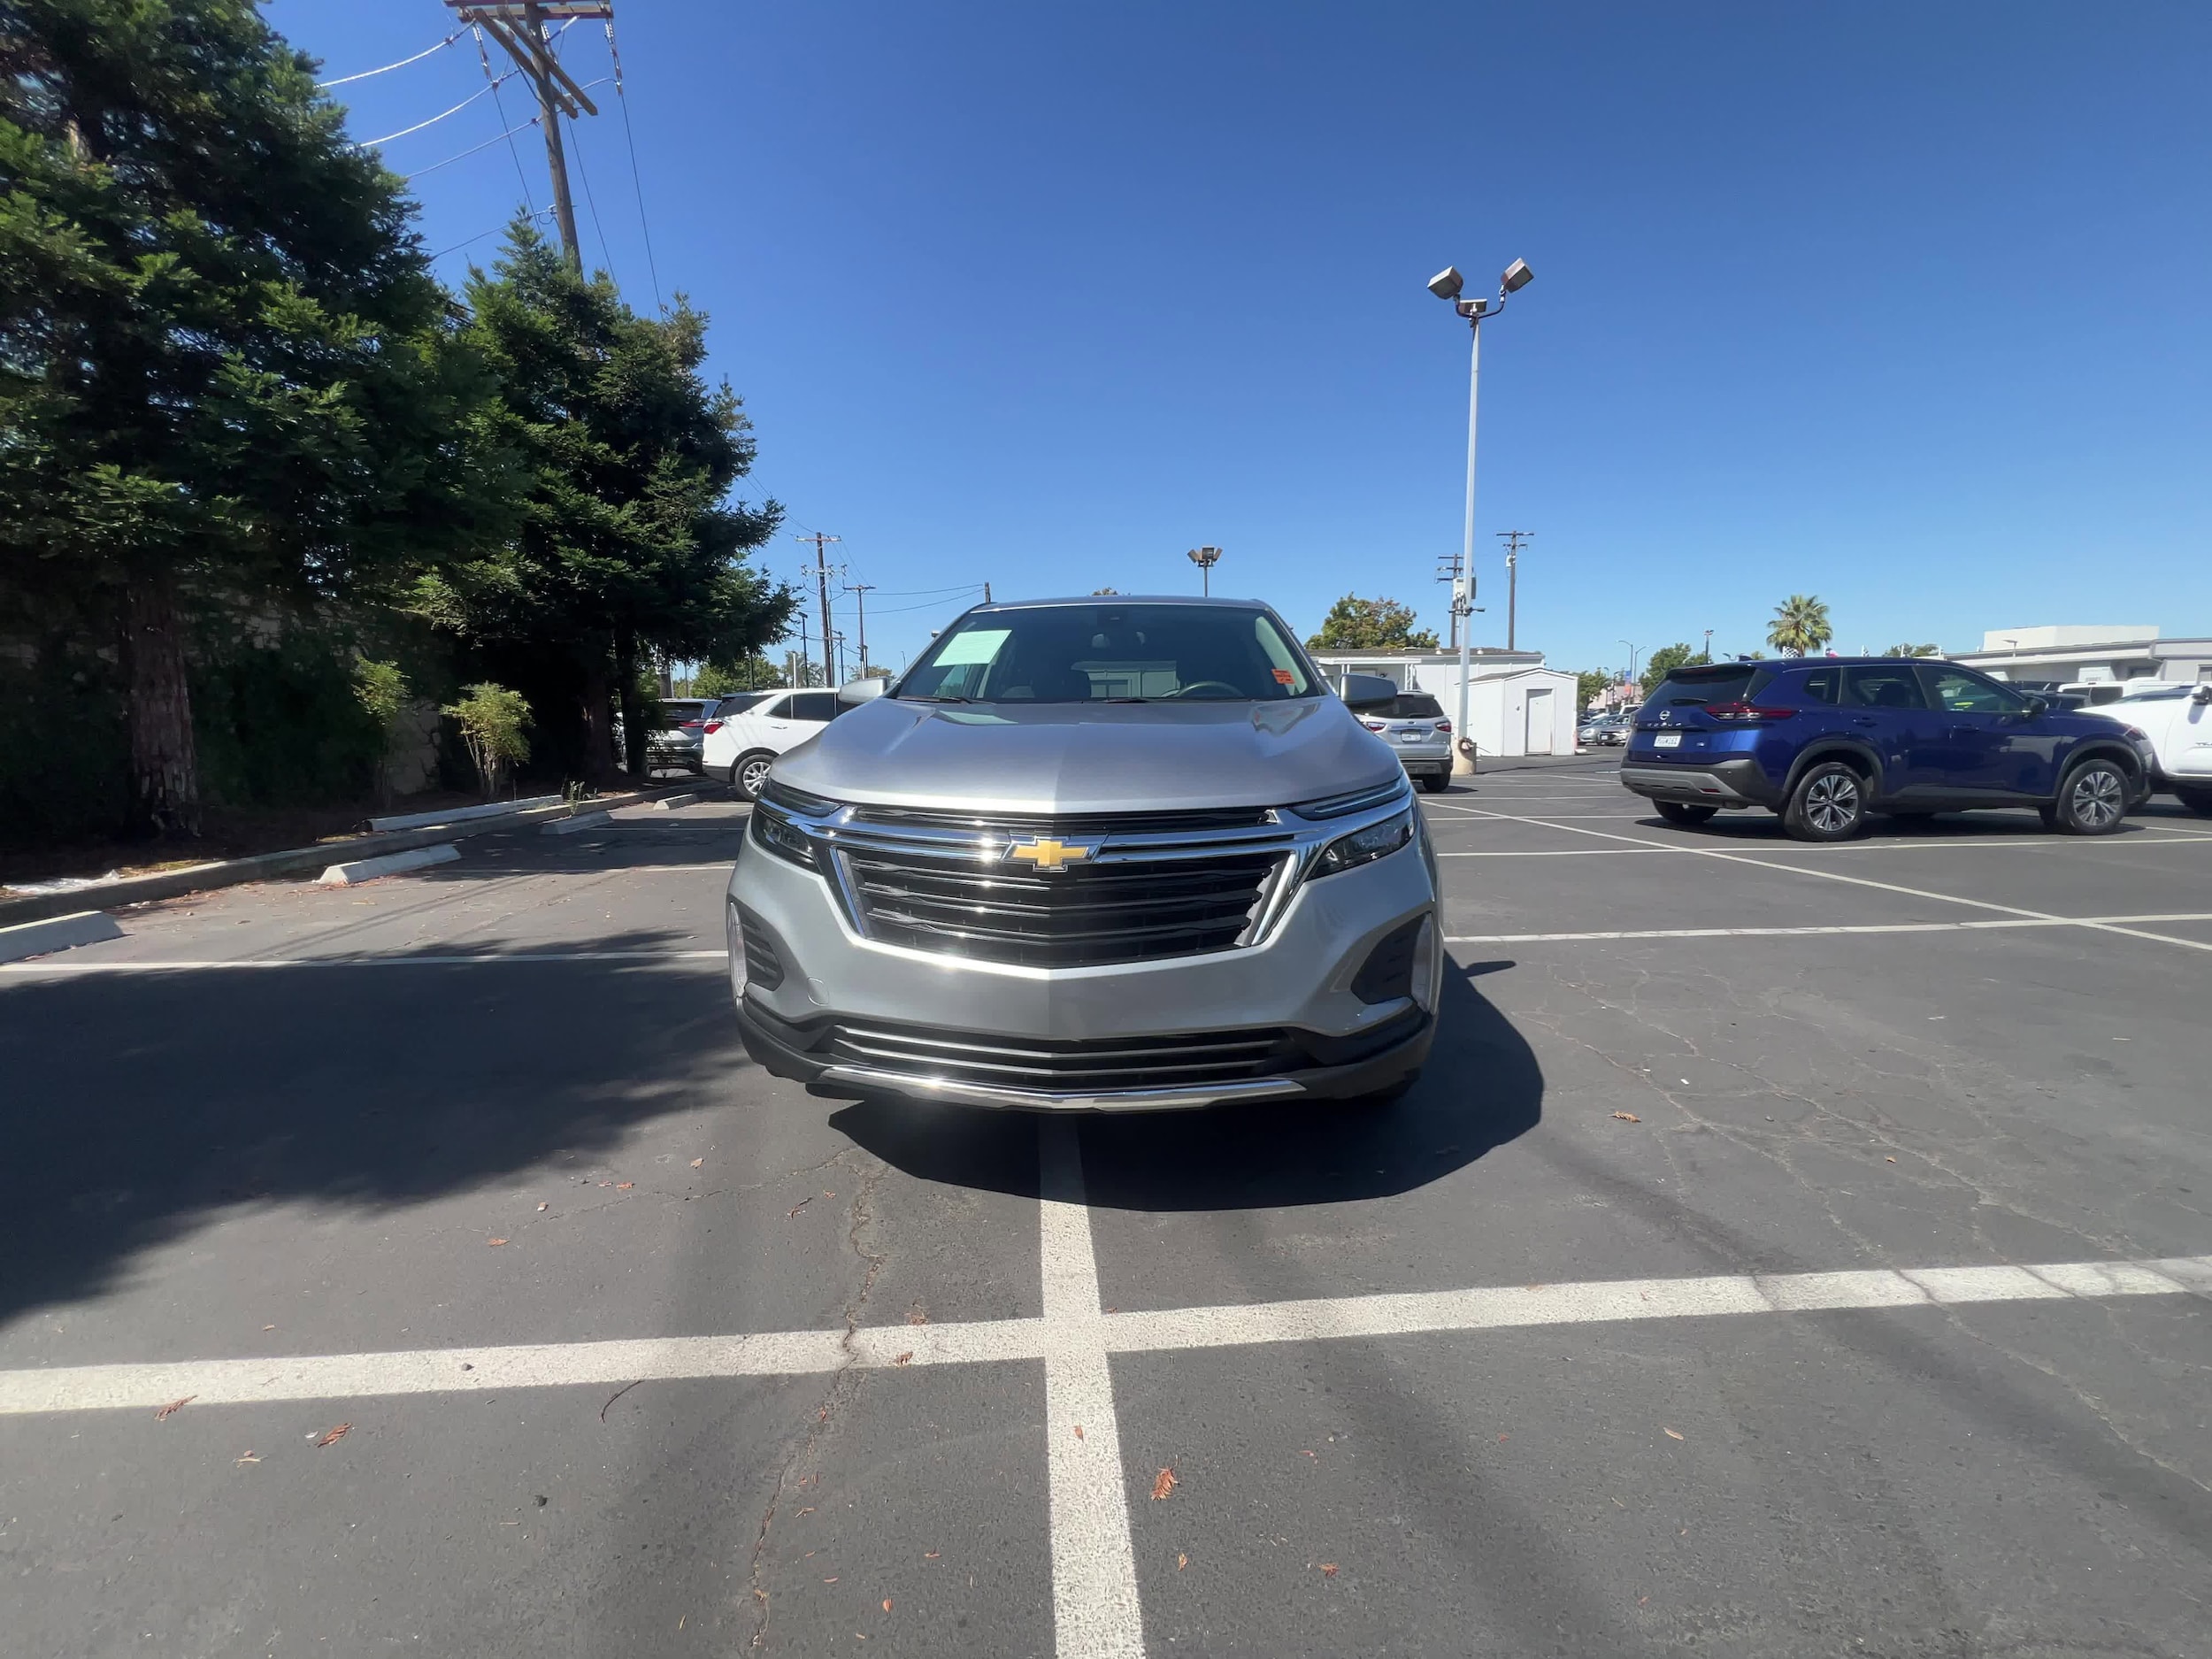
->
[773,697,1402,814]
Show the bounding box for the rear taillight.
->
[1704,703,1795,723]
[1363,719,1388,732]
[1434,720,1451,734]
[703,719,724,734]
[680,720,703,731]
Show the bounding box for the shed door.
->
[1524,688,1554,754]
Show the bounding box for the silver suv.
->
[725,597,1441,1111]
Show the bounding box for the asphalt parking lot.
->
[4,756,2209,1658]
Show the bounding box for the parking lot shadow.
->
[0,930,739,1327]
[830,957,1540,1211]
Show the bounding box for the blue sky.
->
[273,1,2212,679]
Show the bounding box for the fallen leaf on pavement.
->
[263,1325,275,1332]
[316,1423,351,1448]
[154,1395,194,1420]
[796,1508,814,1517]
[1072,1425,1085,1440]
[924,1552,940,1559]
[1611,1112,1640,1123]
[487,1238,508,1247]
[1301,1448,1317,1458]
[822,1576,837,1583]
[907,1310,928,1325]
[1497,1433,1509,1442]
[788,1196,813,1217]
[690,1158,704,1169]
[1150,1467,1178,1502]
[1318,1563,1340,1578]
[1177,1553,1188,1571]
[234,1450,259,1464]
[893,1352,913,1366]
[1886,1156,1897,1164]
[881,1599,893,1612]
[536,1202,549,1211]
[615,1182,634,1191]
[1663,1427,1684,1441]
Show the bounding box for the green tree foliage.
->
[1640,641,1711,695]
[1885,641,1939,657]
[0,0,514,833]
[1306,595,1440,653]
[1766,595,1833,657]
[417,226,793,781]
[443,682,529,799]
[1574,668,1612,712]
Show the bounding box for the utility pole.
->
[1703,627,1713,662]
[1496,530,1531,653]
[449,3,610,267]
[844,582,875,675]
[794,532,841,688]
[983,581,993,603]
[1434,552,1464,650]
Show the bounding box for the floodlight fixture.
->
[1501,257,1534,294]
[1427,266,1465,302]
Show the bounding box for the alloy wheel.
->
[739,757,772,798]
[2070,766,2124,829]
[1805,772,1859,833]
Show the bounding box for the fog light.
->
[1409,914,1438,1012]
[1351,915,1427,1005]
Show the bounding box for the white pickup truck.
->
[2093,682,2212,815]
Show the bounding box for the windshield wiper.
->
[901,694,976,703]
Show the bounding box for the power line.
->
[356,76,517,148]
[568,117,618,282]
[319,32,464,88]
[404,115,540,181]
[473,27,535,216]
[456,4,608,267]
[603,17,663,314]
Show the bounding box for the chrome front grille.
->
[822,1019,1294,1090]
[841,844,1284,968]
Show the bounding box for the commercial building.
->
[1954,627,2212,689]
[1308,648,1580,757]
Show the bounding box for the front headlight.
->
[749,805,820,870]
[1311,807,1413,878]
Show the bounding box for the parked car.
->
[1579,714,1629,747]
[2087,681,2212,814]
[1620,657,2154,841]
[726,596,1440,1112]
[701,688,846,800]
[645,699,716,775]
[1358,691,1454,792]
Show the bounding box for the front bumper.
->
[1620,756,1774,808]
[726,809,1441,1112]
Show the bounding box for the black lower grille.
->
[822,1020,1295,1091]
[842,847,1283,967]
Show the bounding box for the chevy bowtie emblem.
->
[1006,836,1094,872]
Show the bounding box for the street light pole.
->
[1187,545,1223,595]
[1429,258,1532,778]
[1619,639,1640,700]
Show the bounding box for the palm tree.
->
[1767,594,1833,657]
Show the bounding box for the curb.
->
[369,795,561,833]
[542,811,613,837]
[0,783,688,927]
[0,910,126,964]
[319,843,462,887]
[651,791,708,810]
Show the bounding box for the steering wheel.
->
[1170,680,1244,700]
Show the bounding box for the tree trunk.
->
[615,630,646,782]
[579,648,619,786]
[122,571,201,838]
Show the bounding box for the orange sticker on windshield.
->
[1272,669,1294,684]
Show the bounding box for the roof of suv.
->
[964,595,1270,612]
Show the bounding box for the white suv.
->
[701,689,845,800]
[2091,681,2212,814]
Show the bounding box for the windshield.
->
[1646,664,1774,708]
[896,603,1320,703]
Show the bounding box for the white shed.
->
[1310,650,1580,759]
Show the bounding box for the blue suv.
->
[1621,658,2155,841]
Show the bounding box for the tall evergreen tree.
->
[422,225,789,780]
[0,0,512,833]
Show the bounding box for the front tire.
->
[1783,761,1867,841]
[2176,786,2212,818]
[2053,758,2130,835]
[730,750,775,802]
[1655,801,1717,826]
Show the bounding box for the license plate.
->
[1654,733,1683,749]
[1399,731,1427,743]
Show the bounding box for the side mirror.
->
[2020,694,2049,718]
[2193,685,2212,705]
[838,677,887,705]
[1338,672,1400,712]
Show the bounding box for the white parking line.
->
[1443,912,2212,945]
[5,1253,2201,1418]
[0,950,728,976]
[1038,1121,1146,1659]
[1427,801,2212,956]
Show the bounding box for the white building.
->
[1309,648,1580,757]
[1954,626,2212,688]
